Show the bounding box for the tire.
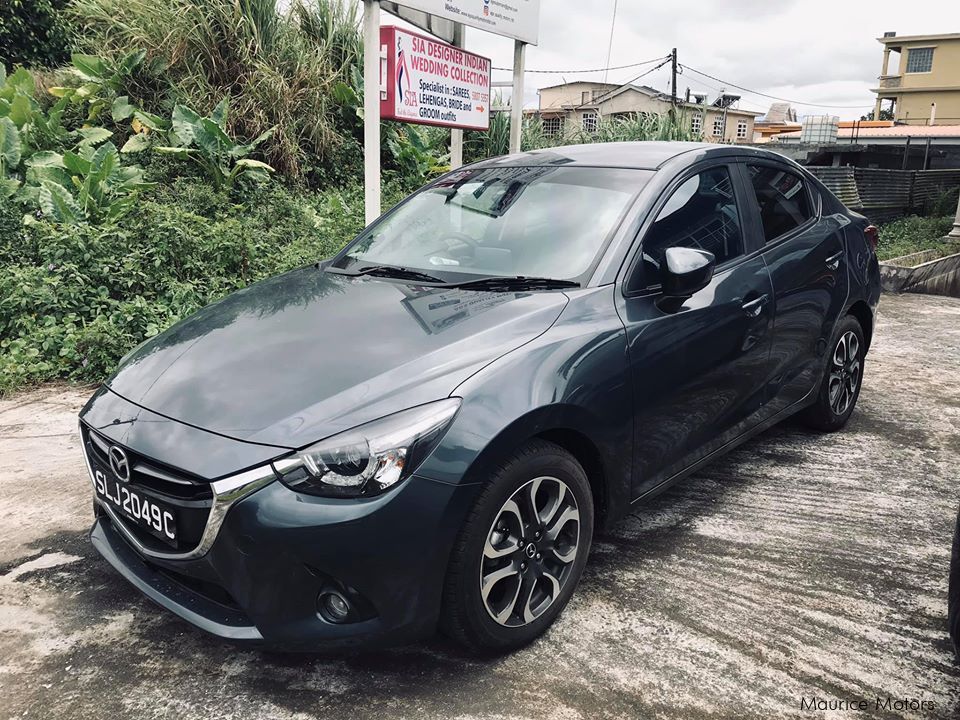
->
[440,439,594,653]
[800,315,866,432]
[949,507,960,658]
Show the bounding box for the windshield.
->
[334,166,652,282]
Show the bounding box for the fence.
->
[807,167,960,223]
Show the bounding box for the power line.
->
[574,57,673,109]
[493,55,670,75]
[603,0,619,84]
[679,64,874,109]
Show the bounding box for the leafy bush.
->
[0,0,72,70]
[48,50,145,122]
[0,179,406,394]
[69,0,361,183]
[877,215,955,261]
[149,99,275,189]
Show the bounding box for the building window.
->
[906,47,934,73]
[713,116,725,137]
[542,116,564,136]
[691,113,703,135]
[736,120,748,139]
[582,91,592,104]
[582,112,598,133]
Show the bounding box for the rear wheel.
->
[949,507,960,657]
[800,315,865,432]
[440,440,593,652]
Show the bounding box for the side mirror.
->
[660,247,715,298]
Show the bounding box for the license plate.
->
[92,464,178,546]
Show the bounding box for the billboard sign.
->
[380,26,491,131]
[389,0,541,45]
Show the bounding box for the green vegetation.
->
[0,0,73,70]
[0,178,406,393]
[0,0,738,396]
[877,215,956,262]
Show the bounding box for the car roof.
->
[471,141,783,171]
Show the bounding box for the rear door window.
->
[746,165,814,242]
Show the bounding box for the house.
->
[871,31,960,125]
[533,80,761,144]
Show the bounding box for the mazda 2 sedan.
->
[80,142,880,652]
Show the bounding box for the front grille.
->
[82,425,213,553]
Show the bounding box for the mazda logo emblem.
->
[108,445,131,483]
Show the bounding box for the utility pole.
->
[670,48,678,106]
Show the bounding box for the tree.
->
[0,0,72,71]
[862,109,894,122]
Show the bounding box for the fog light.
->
[319,592,351,623]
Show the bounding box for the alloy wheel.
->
[828,330,861,416]
[480,476,581,627]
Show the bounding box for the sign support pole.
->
[363,0,381,225]
[449,23,465,169]
[509,40,526,154]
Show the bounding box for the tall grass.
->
[68,0,362,181]
[464,109,700,163]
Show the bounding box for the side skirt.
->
[627,383,819,509]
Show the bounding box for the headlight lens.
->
[274,398,461,498]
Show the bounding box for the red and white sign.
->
[380,25,491,131]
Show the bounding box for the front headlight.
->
[274,398,461,498]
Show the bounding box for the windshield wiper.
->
[349,264,446,283]
[450,276,581,291]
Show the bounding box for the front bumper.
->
[90,473,479,650]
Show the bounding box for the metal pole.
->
[363,0,381,225]
[949,189,960,240]
[901,136,911,171]
[509,40,526,154]
[450,23,465,169]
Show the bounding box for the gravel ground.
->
[1,292,959,720]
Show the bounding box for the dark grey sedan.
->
[80,142,881,652]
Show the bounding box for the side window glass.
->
[632,166,743,291]
[746,165,813,242]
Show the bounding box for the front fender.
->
[415,286,634,531]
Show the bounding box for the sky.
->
[386,0,959,120]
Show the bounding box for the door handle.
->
[741,294,769,318]
[825,251,844,271]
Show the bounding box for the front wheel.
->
[800,315,866,432]
[440,440,594,652]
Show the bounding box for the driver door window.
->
[630,165,744,292]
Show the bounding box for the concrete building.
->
[872,31,960,125]
[534,81,761,144]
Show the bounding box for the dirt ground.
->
[1,291,959,719]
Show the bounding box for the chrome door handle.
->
[741,294,769,318]
[825,251,844,271]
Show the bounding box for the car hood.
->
[106,267,568,448]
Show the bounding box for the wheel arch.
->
[456,405,627,534]
[846,300,874,351]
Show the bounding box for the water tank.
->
[800,115,839,144]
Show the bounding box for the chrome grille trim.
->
[81,423,276,560]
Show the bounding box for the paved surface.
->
[1,292,959,720]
